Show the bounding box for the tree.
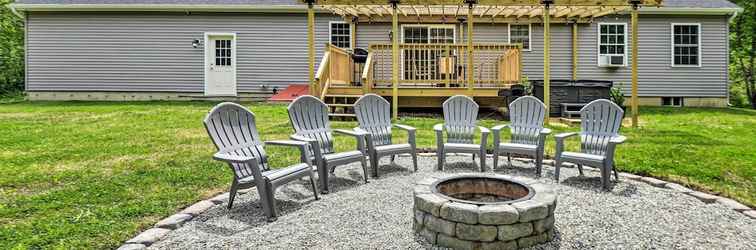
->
[0,0,25,95]
[730,0,756,109]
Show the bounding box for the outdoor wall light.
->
[192,39,203,48]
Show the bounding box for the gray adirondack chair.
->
[435,95,490,172]
[287,95,369,194]
[203,102,319,221]
[353,94,417,177]
[492,96,551,175]
[554,99,627,189]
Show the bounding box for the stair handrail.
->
[316,47,331,99]
[361,50,374,93]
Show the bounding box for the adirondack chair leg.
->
[601,163,612,190]
[437,149,445,171]
[318,163,330,194]
[411,151,418,172]
[479,149,487,172]
[257,181,277,222]
[228,179,239,209]
[309,171,320,200]
[612,164,619,180]
[554,158,562,182]
[360,157,369,184]
[577,164,584,176]
[535,152,543,177]
[371,153,379,178]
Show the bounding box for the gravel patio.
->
[149,155,756,249]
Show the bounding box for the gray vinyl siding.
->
[26,12,729,98]
[355,14,729,97]
[26,11,340,93]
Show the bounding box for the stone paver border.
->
[116,154,754,249]
[413,174,557,249]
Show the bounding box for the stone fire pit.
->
[413,174,557,249]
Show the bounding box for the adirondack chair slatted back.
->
[580,99,624,155]
[204,102,268,179]
[509,96,546,145]
[442,95,479,144]
[288,95,335,154]
[354,94,392,146]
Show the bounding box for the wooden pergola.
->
[303,0,664,127]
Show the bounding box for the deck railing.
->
[364,43,522,89]
[315,44,355,98]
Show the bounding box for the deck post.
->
[466,0,476,95]
[542,0,552,121]
[630,1,640,127]
[307,0,316,96]
[572,21,578,81]
[390,0,399,119]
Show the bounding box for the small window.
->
[598,23,627,67]
[214,39,232,66]
[662,97,683,107]
[672,23,701,67]
[330,21,351,49]
[508,24,531,51]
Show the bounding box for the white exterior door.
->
[205,34,237,96]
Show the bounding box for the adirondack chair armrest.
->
[433,123,444,132]
[555,132,578,141]
[393,124,416,145]
[213,152,257,164]
[290,134,316,143]
[265,140,313,165]
[334,129,367,138]
[478,126,491,134]
[540,128,552,135]
[353,127,375,150]
[609,135,627,144]
[491,124,509,132]
[334,129,368,153]
[393,124,416,132]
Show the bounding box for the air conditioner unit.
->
[599,55,625,67]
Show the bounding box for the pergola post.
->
[572,21,578,81]
[542,0,552,121]
[306,0,316,96]
[390,0,399,119]
[630,0,640,127]
[466,0,476,95]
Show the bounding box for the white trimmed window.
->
[329,21,351,49]
[508,24,531,51]
[672,23,701,67]
[598,23,627,67]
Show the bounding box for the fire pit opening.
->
[432,176,534,205]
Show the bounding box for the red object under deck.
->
[268,84,309,102]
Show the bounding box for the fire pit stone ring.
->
[413,174,557,249]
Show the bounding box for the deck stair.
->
[324,94,360,120]
[560,103,586,119]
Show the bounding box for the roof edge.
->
[11,4,741,16]
[10,4,330,13]
[638,7,742,15]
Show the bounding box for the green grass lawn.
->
[0,101,754,249]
